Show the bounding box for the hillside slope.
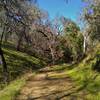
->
[0,44,46,100]
[0,44,46,83]
[67,44,100,99]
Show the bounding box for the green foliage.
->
[62,20,84,62]
[0,78,26,100]
[92,48,100,71]
[82,0,100,41]
[67,46,100,99]
[0,72,36,100]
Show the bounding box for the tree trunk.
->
[83,36,86,53]
[16,35,23,51]
[49,45,55,65]
[0,26,9,83]
[4,34,9,43]
[0,47,9,83]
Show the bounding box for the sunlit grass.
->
[0,72,36,100]
[66,50,100,99]
[0,77,25,100]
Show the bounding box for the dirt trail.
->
[15,68,83,100]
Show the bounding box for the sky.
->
[38,0,83,23]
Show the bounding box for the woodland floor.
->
[15,66,86,100]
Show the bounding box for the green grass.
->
[0,72,36,100]
[3,47,46,68]
[0,77,25,100]
[48,63,71,71]
[0,43,46,89]
[66,48,100,99]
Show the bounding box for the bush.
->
[92,54,100,72]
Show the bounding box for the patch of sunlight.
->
[0,78,25,100]
[0,72,36,100]
[48,71,68,79]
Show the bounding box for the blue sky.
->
[38,0,83,23]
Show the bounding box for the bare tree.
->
[0,0,39,82]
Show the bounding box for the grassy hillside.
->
[67,45,100,99]
[0,43,46,89]
[45,44,100,99]
[0,75,27,100]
